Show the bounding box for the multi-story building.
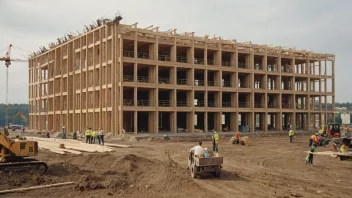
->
[28,21,335,135]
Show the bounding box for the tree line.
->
[334,102,352,110]
[0,104,29,127]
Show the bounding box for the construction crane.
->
[0,44,28,128]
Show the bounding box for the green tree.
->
[335,113,342,124]
[0,103,29,127]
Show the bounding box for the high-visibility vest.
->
[289,130,294,136]
[92,131,96,137]
[340,145,347,152]
[214,133,219,143]
[85,130,91,136]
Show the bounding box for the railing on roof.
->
[123,50,134,58]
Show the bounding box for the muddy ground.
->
[0,135,351,198]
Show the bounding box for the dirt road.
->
[0,135,351,197]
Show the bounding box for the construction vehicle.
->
[188,150,223,178]
[8,112,27,130]
[327,123,341,138]
[0,128,47,173]
[337,133,352,160]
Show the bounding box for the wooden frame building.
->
[28,22,335,135]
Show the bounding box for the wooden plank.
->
[40,148,65,155]
[39,143,82,155]
[334,152,352,157]
[0,182,74,195]
[104,143,134,148]
[38,142,82,155]
[304,151,336,157]
[27,137,114,153]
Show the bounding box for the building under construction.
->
[28,19,335,135]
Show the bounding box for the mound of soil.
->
[1,152,216,198]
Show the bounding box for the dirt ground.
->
[0,134,351,198]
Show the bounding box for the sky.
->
[0,0,351,103]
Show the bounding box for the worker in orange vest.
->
[234,131,240,144]
[309,135,319,147]
[306,135,319,164]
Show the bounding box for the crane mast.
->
[0,44,27,128]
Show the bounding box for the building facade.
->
[28,22,335,135]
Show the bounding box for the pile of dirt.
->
[0,171,54,189]
[75,175,104,191]
[1,151,217,197]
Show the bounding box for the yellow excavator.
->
[8,112,27,130]
[0,127,47,173]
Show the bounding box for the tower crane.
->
[0,44,28,128]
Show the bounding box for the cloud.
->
[0,0,350,103]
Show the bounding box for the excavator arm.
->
[0,128,15,150]
[11,112,27,125]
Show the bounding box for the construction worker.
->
[62,126,66,139]
[289,128,295,143]
[309,134,318,147]
[92,129,97,144]
[318,125,326,137]
[212,130,219,152]
[306,140,318,165]
[72,130,77,140]
[340,143,348,153]
[79,129,84,139]
[85,128,92,144]
[340,133,351,152]
[234,131,240,144]
[98,128,104,146]
[190,141,204,157]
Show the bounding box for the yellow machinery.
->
[0,128,47,173]
[8,112,27,130]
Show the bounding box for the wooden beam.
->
[0,182,74,195]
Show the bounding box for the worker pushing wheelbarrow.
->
[230,131,249,145]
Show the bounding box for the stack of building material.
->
[27,137,115,154]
